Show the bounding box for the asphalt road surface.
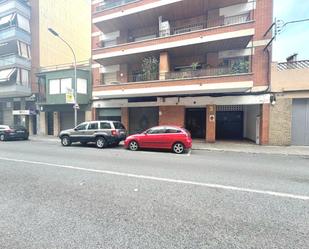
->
[0,139,308,249]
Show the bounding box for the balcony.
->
[0,84,31,97]
[0,26,31,43]
[0,0,31,18]
[95,0,140,12]
[0,54,31,69]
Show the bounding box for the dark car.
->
[0,125,29,141]
[59,120,127,148]
[124,126,192,154]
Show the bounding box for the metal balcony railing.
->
[277,60,309,71]
[98,12,252,48]
[96,0,140,12]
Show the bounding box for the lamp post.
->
[48,28,78,127]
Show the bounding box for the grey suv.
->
[59,121,127,148]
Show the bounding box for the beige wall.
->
[269,98,292,146]
[271,63,309,92]
[35,0,91,67]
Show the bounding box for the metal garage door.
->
[129,107,159,134]
[60,111,85,131]
[292,99,309,146]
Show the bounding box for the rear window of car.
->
[165,128,181,134]
[100,122,111,129]
[113,122,125,129]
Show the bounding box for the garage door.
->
[292,99,309,146]
[129,107,159,134]
[60,111,85,131]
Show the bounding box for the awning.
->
[0,13,16,26]
[0,68,17,83]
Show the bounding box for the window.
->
[102,72,118,85]
[88,122,98,130]
[147,127,165,134]
[49,79,60,94]
[20,69,29,86]
[100,122,111,129]
[113,122,125,129]
[77,78,87,94]
[60,78,72,94]
[75,123,88,131]
[17,14,30,33]
[165,128,181,134]
[0,13,16,30]
[18,41,31,59]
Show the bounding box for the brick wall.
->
[269,99,292,146]
[159,106,185,127]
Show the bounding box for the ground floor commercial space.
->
[38,104,92,136]
[0,97,37,135]
[92,94,271,145]
[269,94,309,146]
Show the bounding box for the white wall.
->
[243,105,260,142]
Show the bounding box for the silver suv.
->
[59,120,127,148]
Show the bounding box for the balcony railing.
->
[95,0,140,12]
[98,12,252,48]
[277,60,309,71]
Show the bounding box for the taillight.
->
[111,130,117,136]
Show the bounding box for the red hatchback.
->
[124,126,192,154]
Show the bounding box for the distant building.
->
[0,0,91,135]
[270,59,309,146]
[91,0,273,144]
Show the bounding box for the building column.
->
[121,107,129,130]
[159,51,170,80]
[29,116,34,136]
[92,108,97,120]
[259,104,270,145]
[85,110,92,122]
[206,105,216,143]
[39,112,47,135]
[159,106,185,127]
[53,112,60,136]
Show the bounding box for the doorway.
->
[216,111,244,140]
[185,108,206,139]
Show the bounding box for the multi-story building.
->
[91,0,273,144]
[269,56,309,146]
[0,0,33,131]
[0,0,91,135]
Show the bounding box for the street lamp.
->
[48,28,78,127]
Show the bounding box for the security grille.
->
[216,105,244,112]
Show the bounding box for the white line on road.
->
[0,156,308,201]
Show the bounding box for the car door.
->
[85,122,99,142]
[164,127,182,148]
[71,122,88,142]
[141,127,166,149]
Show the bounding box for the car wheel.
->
[61,136,71,146]
[129,141,139,151]
[96,137,106,149]
[173,142,184,154]
[0,134,6,142]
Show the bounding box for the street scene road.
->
[0,139,308,249]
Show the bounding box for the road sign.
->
[66,92,75,104]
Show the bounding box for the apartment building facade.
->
[0,0,33,131]
[269,58,309,146]
[91,0,273,144]
[0,0,91,135]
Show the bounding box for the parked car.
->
[124,126,192,154]
[0,125,29,141]
[59,120,127,149]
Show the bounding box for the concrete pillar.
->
[121,107,129,130]
[29,116,34,135]
[206,105,216,143]
[39,112,47,135]
[259,104,270,145]
[92,108,97,120]
[53,112,60,136]
[85,110,92,122]
[159,106,185,127]
[159,51,170,80]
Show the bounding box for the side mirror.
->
[74,128,78,131]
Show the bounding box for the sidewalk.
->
[29,135,309,157]
[193,140,309,157]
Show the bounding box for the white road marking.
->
[0,156,308,201]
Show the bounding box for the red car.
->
[124,126,192,154]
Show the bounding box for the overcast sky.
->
[273,0,309,62]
